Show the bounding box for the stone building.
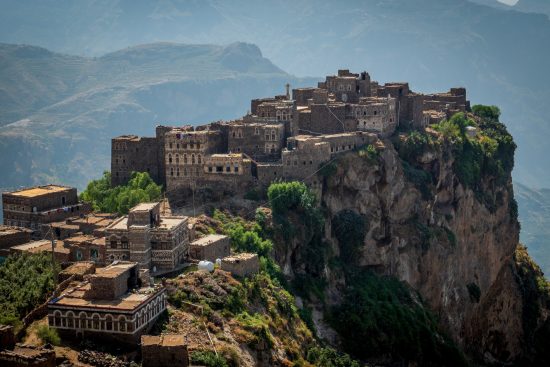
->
[0,226,32,256]
[105,202,189,272]
[141,334,189,367]
[48,262,166,344]
[0,344,56,367]
[226,121,285,160]
[109,68,469,199]
[10,240,70,263]
[189,234,230,262]
[2,185,91,236]
[64,235,106,265]
[221,253,260,278]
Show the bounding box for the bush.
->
[306,346,361,367]
[190,350,229,367]
[472,104,501,122]
[357,144,379,163]
[397,130,436,163]
[37,325,60,345]
[80,171,162,214]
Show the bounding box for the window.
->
[169,142,173,149]
[198,154,202,164]
[119,316,127,332]
[90,248,99,260]
[184,154,188,164]
[175,154,179,164]
[168,154,172,163]
[208,166,213,173]
[110,239,117,249]
[121,237,129,249]
[62,196,66,205]
[176,143,179,149]
[226,166,230,172]
[234,165,239,173]
[170,167,174,176]
[76,249,83,261]
[192,154,195,164]
[176,168,180,177]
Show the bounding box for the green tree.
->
[80,171,162,214]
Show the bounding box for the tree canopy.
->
[80,171,162,214]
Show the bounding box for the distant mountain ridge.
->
[1,0,550,187]
[0,42,315,189]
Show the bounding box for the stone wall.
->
[141,334,189,367]
[0,345,55,367]
[189,234,230,262]
[0,226,31,251]
[221,253,260,278]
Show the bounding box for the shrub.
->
[190,350,229,367]
[357,144,379,163]
[472,104,501,122]
[37,325,61,345]
[80,171,162,214]
[306,346,361,367]
[397,130,436,163]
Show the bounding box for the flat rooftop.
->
[50,282,161,312]
[11,240,69,254]
[222,252,257,263]
[106,216,129,231]
[6,185,72,198]
[130,202,160,212]
[156,216,187,230]
[141,334,185,347]
[191,234,228,247]
[0,225,32,236]
[93,261,136,279]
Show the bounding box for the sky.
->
[498,0,519,5]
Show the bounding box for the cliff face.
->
[272,123,539,364]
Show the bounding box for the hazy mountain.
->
[1,0,549,188]
[0,42,314,189]
[516,182,550,275]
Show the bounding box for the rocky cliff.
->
[270,112,550,365]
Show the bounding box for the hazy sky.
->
[498,0,519,5]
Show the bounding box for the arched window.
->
[106,315,113,331]
[79,312,87,329]
[54,311,62,327]
[119,316,127,332]
[92,314,101,330]
[170,167,174,176]
[197,154,202,164]
[66,311,74,328]
[110,237,117,249]
[168,154,172,164]
[175,154,179,164]
[271,129,276,141]
[176,168,180,177]
[184,154,188,164]
[121,236,129,249]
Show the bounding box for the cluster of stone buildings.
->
[111,69,468,198]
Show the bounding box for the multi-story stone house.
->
[104,202,189,272]
[2,185,91,236]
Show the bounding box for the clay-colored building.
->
[189,234,230,262]
[2,185,91,236]
[0,226,32,256]
[221,253,260,278]
[10,240,70,263]
[105,202,189,272]
[141,334,189,367]
[48,262,166,344]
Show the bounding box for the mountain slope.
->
[0,42,314,189]
[0,0,549,187]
